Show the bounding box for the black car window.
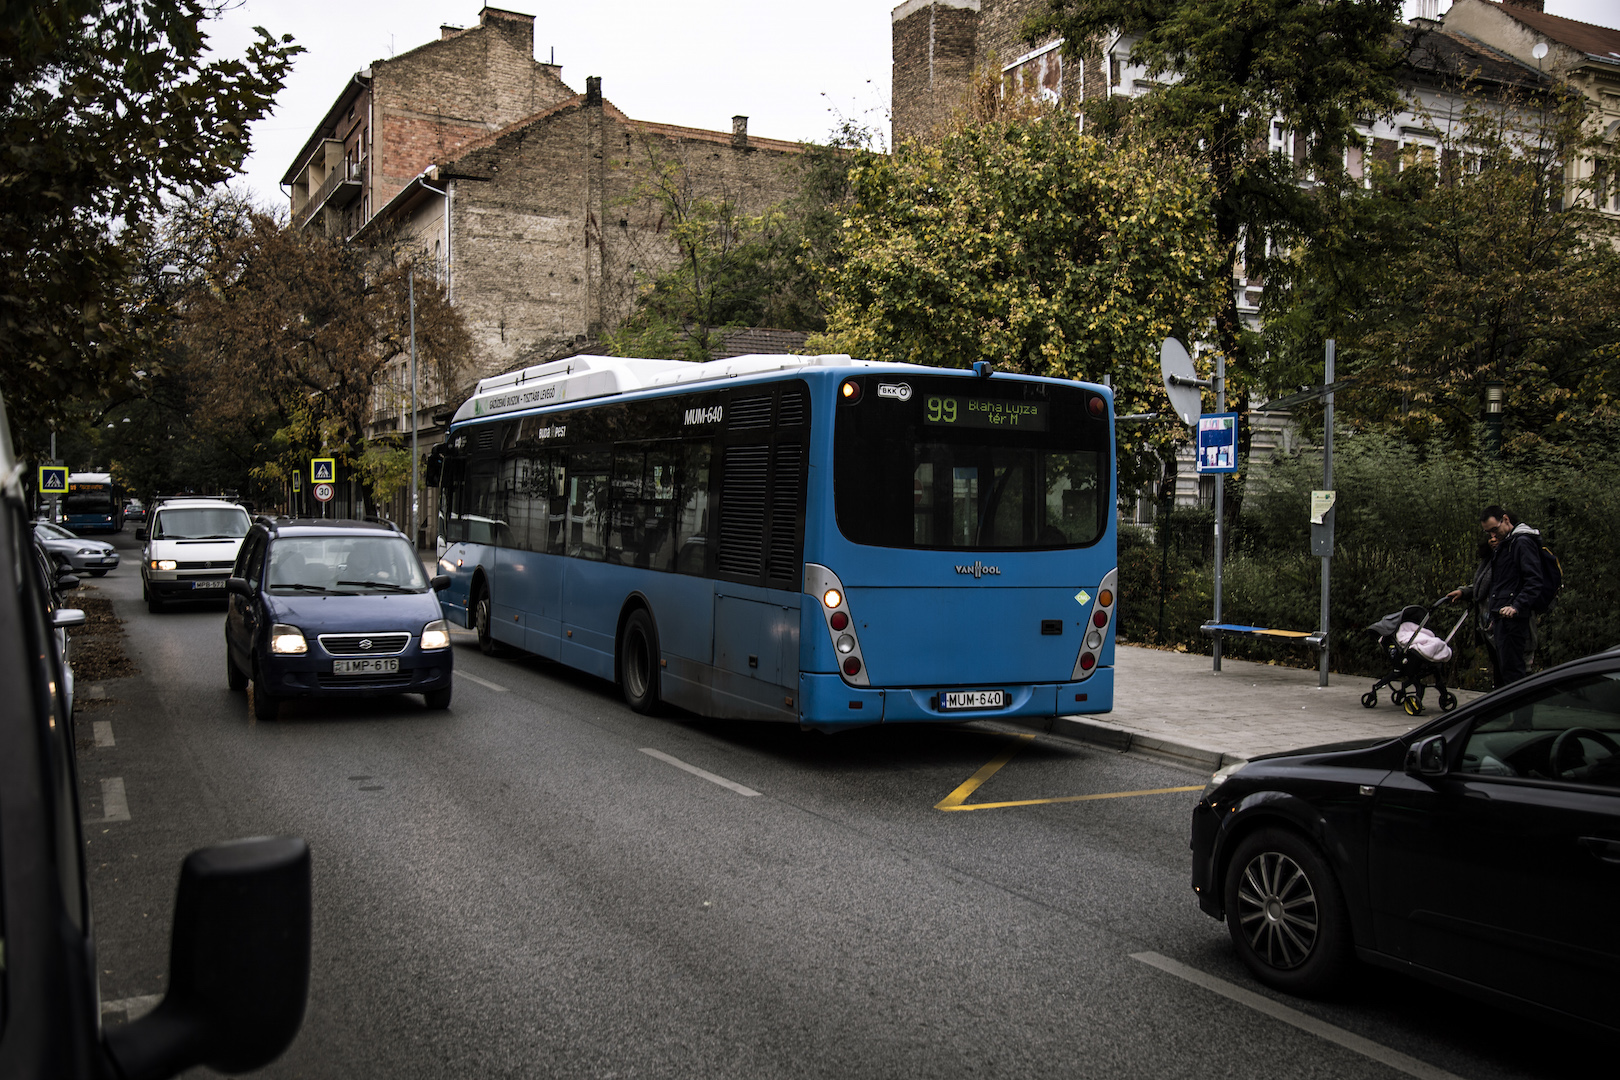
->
[243,533,267,590]
[1458,672,1620,789]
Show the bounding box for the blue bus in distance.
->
[428,354,1117,729]
[64,473,124,534]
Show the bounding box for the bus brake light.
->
[830,611,849,631]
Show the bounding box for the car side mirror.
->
[52,607,86,629]
[104,837,311,1080]
[136,527,148,541]
[56,570,81,590]
[431,574,451,592]
[1405,734,1448,777]
[226,577,252,597]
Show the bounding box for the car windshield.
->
[151,507,250,540]
[36,522,76,540]
[266,536,428,593]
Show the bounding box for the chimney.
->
[585,76,601,106]
[440,25,462,40]
[1412,0,1438,22]
[1500,0,1545,10]
[732,115,748,149]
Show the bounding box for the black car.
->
[1192,647,1620,1035]
[225,517,453,721]
[0,394,312,1078]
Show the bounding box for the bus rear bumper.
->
[797,669,1114,728]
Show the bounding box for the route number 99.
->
[926,396,957,424]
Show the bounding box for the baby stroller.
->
[1361,598,1468,716]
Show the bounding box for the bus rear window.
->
[834,376,1109,551]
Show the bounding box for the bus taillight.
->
[843,657,862,676]
[1073,567,1118,682]
[830,611,849,631]
[806,563,870,688]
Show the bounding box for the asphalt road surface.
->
[74,530,1600,1079]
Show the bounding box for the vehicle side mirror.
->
[52,607,86,629]
[136,527,148,541]
[431,574,451,592]
[1405,734,1448,777]
[226,577,252,597]
[424,448,444,488]
[104,837,310,1080]
[56,570,81,590]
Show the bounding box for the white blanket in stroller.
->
[1397,622,1452,663]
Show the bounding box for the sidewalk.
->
[1046,645,1485,771]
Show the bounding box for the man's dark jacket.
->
[1485,523,1546,616]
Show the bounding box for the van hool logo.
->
[877,383,913,401]
[955,562,1001,578]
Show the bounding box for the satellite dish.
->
[1159,338,1204,427]
[1532,42,1548,60]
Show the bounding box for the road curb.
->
[1049,715,1245,773]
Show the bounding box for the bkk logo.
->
[954,562,1001,578]
[876,383,913,401]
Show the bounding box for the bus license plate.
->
[941,690,1004,711]
[333,658,400,675]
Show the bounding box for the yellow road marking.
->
[934,734,1035,810]
[934,735,1202,811]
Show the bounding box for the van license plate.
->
[941,690,1004,711]
[333,658,400,675]
[191,579,224,589]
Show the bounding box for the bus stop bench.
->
[1201,622,1326,651]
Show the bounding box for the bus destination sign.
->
[922,395,1048,431]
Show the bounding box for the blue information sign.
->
[39,465,68,493]
[1195,413,1239,474]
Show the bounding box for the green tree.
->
[815,102,1228,488]
[1264,90,1620,458]
[0,0,298,438]
[1028,0,1407,416]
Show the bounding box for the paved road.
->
[72,531,1597,1079]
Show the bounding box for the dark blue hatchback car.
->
[225,518,453,721]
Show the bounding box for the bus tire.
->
[619,608,662,715]
[472,582,505,657]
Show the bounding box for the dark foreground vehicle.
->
[0,395,312,1079]
[1192,647,1620,1036]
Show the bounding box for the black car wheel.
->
[252,662,279,722]
[147,593,164,614]
[618,608,661,715]
[1224,827,1351,996]
[423,685,452,710]
[227,649,247,691]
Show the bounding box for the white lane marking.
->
[94,721,115,747]
[458,671,508,693]
[1131,952,1466,1080]
[101,994,162,1019]
[639,748,760,797]
[101,777,130,822]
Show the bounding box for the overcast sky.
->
[208,0,1619,212]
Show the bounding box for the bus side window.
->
[674,442,712,576]
[546,459,567,555]
[565,448,611,561]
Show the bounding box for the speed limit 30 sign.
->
[312,482,334,503]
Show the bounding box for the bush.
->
[1116,432,1620,687]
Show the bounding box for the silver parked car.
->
[34,520,120,575]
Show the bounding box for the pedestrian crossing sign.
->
[311,458,336,483]
[39,465,68,493]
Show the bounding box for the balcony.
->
[294,157,364,231]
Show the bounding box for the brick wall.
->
[891,1,982,142]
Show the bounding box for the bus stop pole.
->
[1319,340,1335,687]
[1212,349,1226,673]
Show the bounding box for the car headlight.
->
[270,624,308,655]
[1202,760,1248,802]
[420,619,450,651]
[77,547,96,555]
[152,559,177,571]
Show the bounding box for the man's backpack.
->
[1524,536,1563,613]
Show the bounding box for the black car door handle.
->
[1578,837,1620,864]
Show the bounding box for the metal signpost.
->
[1161,339,1230,671]
[311,459,336,518]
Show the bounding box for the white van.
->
[139,498,253,612]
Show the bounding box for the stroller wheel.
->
[1361,691,1378,709]
[1402,696,1425,717]
[1390,688,1406,705]
[1438,691,1458,712]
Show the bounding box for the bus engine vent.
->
[767,443,803,583]
[728,395,774,430]
[717,445,769,576]
[778,389,805,427]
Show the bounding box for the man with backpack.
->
[1480,506,1553,684]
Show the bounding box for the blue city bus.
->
[64,472,124,534]
[428,354,1118,729]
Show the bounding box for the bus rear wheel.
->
[619,609,661,715]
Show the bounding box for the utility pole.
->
[408,269,420,550]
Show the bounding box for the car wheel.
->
[227,648,248,691]
[423,685,452,710]
[618,608,661,715]
[473,584,505,656]
[252,662,279,722]
[1223,827,1352,996]
[147,593,164,614]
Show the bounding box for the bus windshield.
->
[834,376,1109,551]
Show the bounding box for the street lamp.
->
[1484,381,1504,457]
